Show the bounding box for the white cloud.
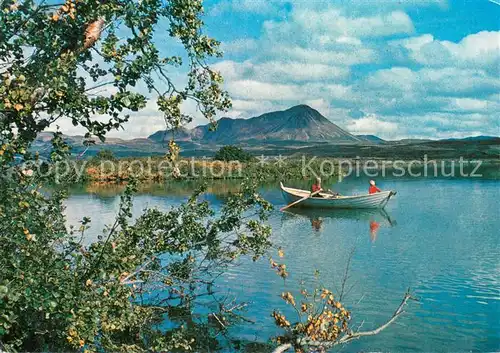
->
[199,3,497,139]
[362,66,500,103]
[347,114,399,135]
[222,39,258,55]
[290,9,414,38]
[391,31,500,70]
[255,61,350,81]
[52,0,498,140]
[268,45,377,66]
[214,60,350,83]
[212,60,253,81]
[446,98,489,112]
[226,80,304,101]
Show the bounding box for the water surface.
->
[65,176,500,352]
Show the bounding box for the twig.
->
[282,289,417,351]
[339,248,355,302]
[211,313,226,329]
[272,343,292,353]
[337,289,417,344]
[119,259,152,284]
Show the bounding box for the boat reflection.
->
[282,208,396,241]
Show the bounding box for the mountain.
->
[148,127,193,142]
[31,106,499,159]
[356,135,385,144]
[443,135,500,142]
[149,105,361,144]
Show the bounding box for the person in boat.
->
[312,177,340,198]
[369,180,381,194]
[311,177,323,194]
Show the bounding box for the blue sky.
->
[82,0,500,140]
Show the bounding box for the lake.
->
[65,175,500,352]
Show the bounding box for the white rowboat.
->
[280,182,395,209]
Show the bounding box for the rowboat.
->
[280,182,395,209]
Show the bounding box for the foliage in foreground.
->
[268,256,416,353]
[0,0,253,350]
[0,167,273,351]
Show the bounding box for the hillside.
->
[149,105,361,144]
[356,135,385,144]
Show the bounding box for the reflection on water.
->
[65,176,500,352]
[70,179,247,198]
[283,207,397,242]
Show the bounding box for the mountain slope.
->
[149,105,360,144]
[356,135,385,144]
[148,127,192,142]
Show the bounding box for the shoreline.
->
[52,156,499,187]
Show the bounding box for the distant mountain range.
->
[149,105,361,144]
[32,104,499,158]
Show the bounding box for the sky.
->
[61,0,500,140]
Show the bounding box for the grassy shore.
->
[73,155,500,185]
[80,156,342,183]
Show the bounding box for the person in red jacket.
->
[311,177,322,193]
[369,180,381,194]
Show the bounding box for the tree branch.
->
[337,290,417,344]
[272,343,292,353]
[274,289,417,352]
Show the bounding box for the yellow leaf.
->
[278,248,284,258]
[14,103,23,111]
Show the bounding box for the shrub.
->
[214,145,255,162]
[93,149,116,162]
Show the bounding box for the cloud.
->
[394,112,499,139]
[214,60,350,83]
[226,80,304,101]
[255,7,414,66]
[390,31,500,71]
[346,114,399,135]
[191,1,497,139]
[52,0,498,139]
[222,39,258,55]
[254,61,350,82]
[266,45,377,66]
[359,66,500,115]
[289,9,414,38]
[216,56,498,139]
[445,98,500,114]
[209,0,447,16]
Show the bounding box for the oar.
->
[280,189,322,211]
